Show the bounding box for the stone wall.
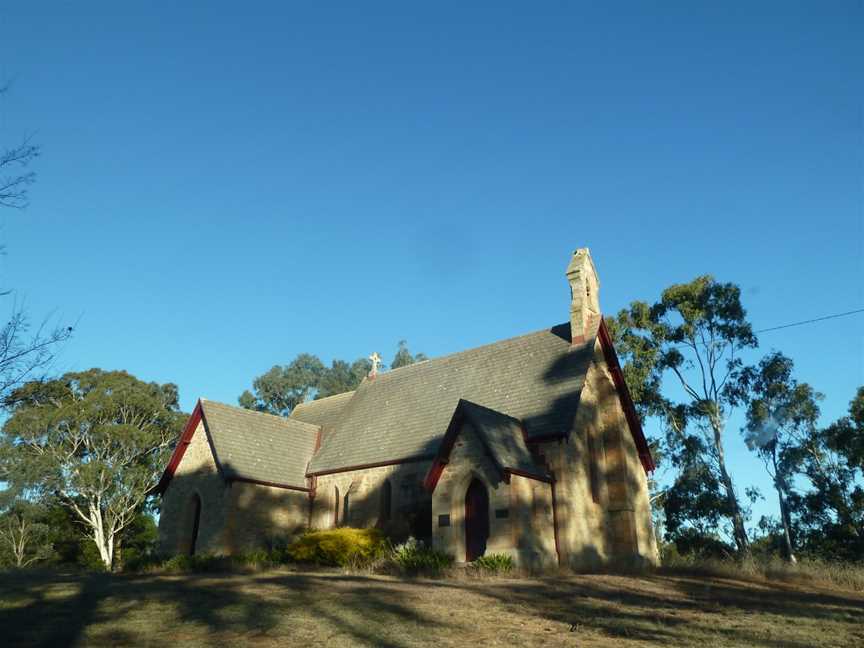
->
[159,420,312,555]
[224,482,309,551]
[158,420,230,555]
[310,460,434,541]
[538,340,658,569]
[431,420,557,567]
[159,338,657,568]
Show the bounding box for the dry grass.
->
[659,555,864,593]
[2,567,863,647]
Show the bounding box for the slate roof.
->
[200,399,319,489]
[308,323,595,475]
[290,391,356,431]
[456,400,549,480]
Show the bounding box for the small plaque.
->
[438,514,450,527]
[495,508,509,519]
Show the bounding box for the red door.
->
[465,479,489,561]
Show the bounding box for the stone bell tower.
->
[566,248,600,344]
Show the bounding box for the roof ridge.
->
[458,398,523,425]
[200,398,320,433]
[369,322,580,383]
[293,390,356,412]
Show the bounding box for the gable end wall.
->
[158,420,229,554]
[538,339,658,569]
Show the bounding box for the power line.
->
[663,307,864,352]
[755,308,864,334]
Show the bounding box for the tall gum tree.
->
[610,276,757,555]
[0,370,184,570]
[742,352,822,563]
[792,387,864,559]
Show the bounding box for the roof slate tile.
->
[308,322,593,474]
[200,400,319,489]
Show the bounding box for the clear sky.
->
[0,2,861,531]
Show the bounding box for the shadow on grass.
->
[2,569,863,648]
[0,568,455,648]
[448,573,864,647]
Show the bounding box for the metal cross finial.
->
[368,352,382,376]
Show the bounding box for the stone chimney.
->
[566,248,600,343]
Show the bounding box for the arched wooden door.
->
[188,494,202,556]
[465,479,489,561]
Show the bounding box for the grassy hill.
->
[2,567,862,647]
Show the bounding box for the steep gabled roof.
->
[456,400,548,480]
[308,323,595,475]
[290,391,356,430]
[200,400,319,489]
[155,399,320,493]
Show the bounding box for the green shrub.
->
[122,551,169,572]
[159,554,234,573]
[161,554,196,572]
[287,528,387,567]
[471,553,514,574]
[387,537,454,575]
[232,549,276,569]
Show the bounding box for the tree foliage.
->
[611,275,757,553]
[790,388,864,561]
[390,340,427,370]
[239,340,426,415]
[0,369,184,570]
[0,499,54,567]
[317,358,372,399]
[238,354,326,416]
[742,351,821,562]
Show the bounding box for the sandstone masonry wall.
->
[158,420,230,554]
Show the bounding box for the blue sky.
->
[0,2,861,530]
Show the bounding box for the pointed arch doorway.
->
[188,493,202,556]
[464,478,489,561]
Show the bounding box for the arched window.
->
[188,493,202,556]
[333,486,340,527]
[380,479,392,523]
[343,490,351,525]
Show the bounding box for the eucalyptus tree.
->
[240,341,427,414]
[743,352,821,562]
[0,500,53,567]
[792,387,864,560]
[238,354,326,416]
[0,370,184,570]
[611,276,757,554]
[390,340,427,370]
[317,357,372,398]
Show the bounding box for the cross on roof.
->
[368,352,382,376]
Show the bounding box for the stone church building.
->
[157,249,658,569]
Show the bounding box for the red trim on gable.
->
[423,460,447,492]
[597,318,656,473]
[423,401,551,492]
[423,403,467,492]
[153,400,204,495]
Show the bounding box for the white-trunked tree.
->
[0,369,183,570]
